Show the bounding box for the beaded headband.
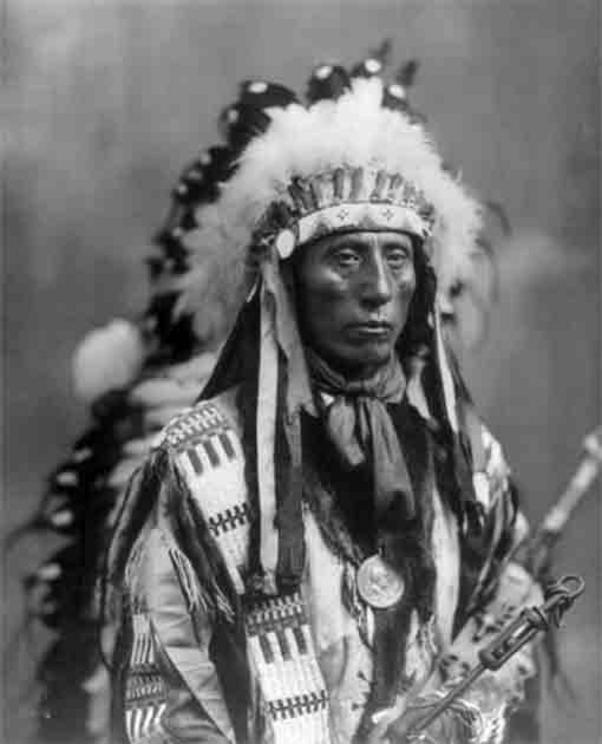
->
[255,166,435,259]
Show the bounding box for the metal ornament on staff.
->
[389,576,585,743]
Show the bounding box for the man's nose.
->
[359,250,393,306]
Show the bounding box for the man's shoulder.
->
[158,385,242,454]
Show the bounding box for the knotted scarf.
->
[306,350,416,522]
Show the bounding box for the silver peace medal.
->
[357,554,405,609]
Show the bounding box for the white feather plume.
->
[72,319,145,403]
[182,77,482,322]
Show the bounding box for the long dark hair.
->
[396,236,438,365]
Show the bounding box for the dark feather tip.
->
[350,57,384,79]
[219,103,272,150]
[396,59,419,87]
[202,146,237,187]
[238,80,298,109]
[368,38,393,65]
[382,84,410,112]
[306,64,351,103]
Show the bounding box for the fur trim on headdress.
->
[181,77,482,314]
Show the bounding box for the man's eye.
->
[334,249,361,268]
[385,249,411,270]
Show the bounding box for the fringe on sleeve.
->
[103,446,237,648]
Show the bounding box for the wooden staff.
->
[520,425,602,578]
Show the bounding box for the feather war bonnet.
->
[175,62,483,337]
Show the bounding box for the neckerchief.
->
[307,351,415,522]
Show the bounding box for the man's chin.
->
[337,345,396,376]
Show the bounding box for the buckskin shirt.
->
[104,53,541,744]
[108,382,538,744]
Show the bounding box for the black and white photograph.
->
[3,2,600,743]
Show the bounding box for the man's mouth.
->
[347,320,393,337]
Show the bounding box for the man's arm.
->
[417,423,542,741]
[110,452,236,744]
[379,422,541,744]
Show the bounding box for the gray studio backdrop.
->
[4,1,600,742]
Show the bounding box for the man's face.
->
[294,230,417,378]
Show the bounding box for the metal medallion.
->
[356,554,405,609]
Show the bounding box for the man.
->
[106,53,539,744]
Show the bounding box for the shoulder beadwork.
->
[161,386,250,595]
[159,387,240,453]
